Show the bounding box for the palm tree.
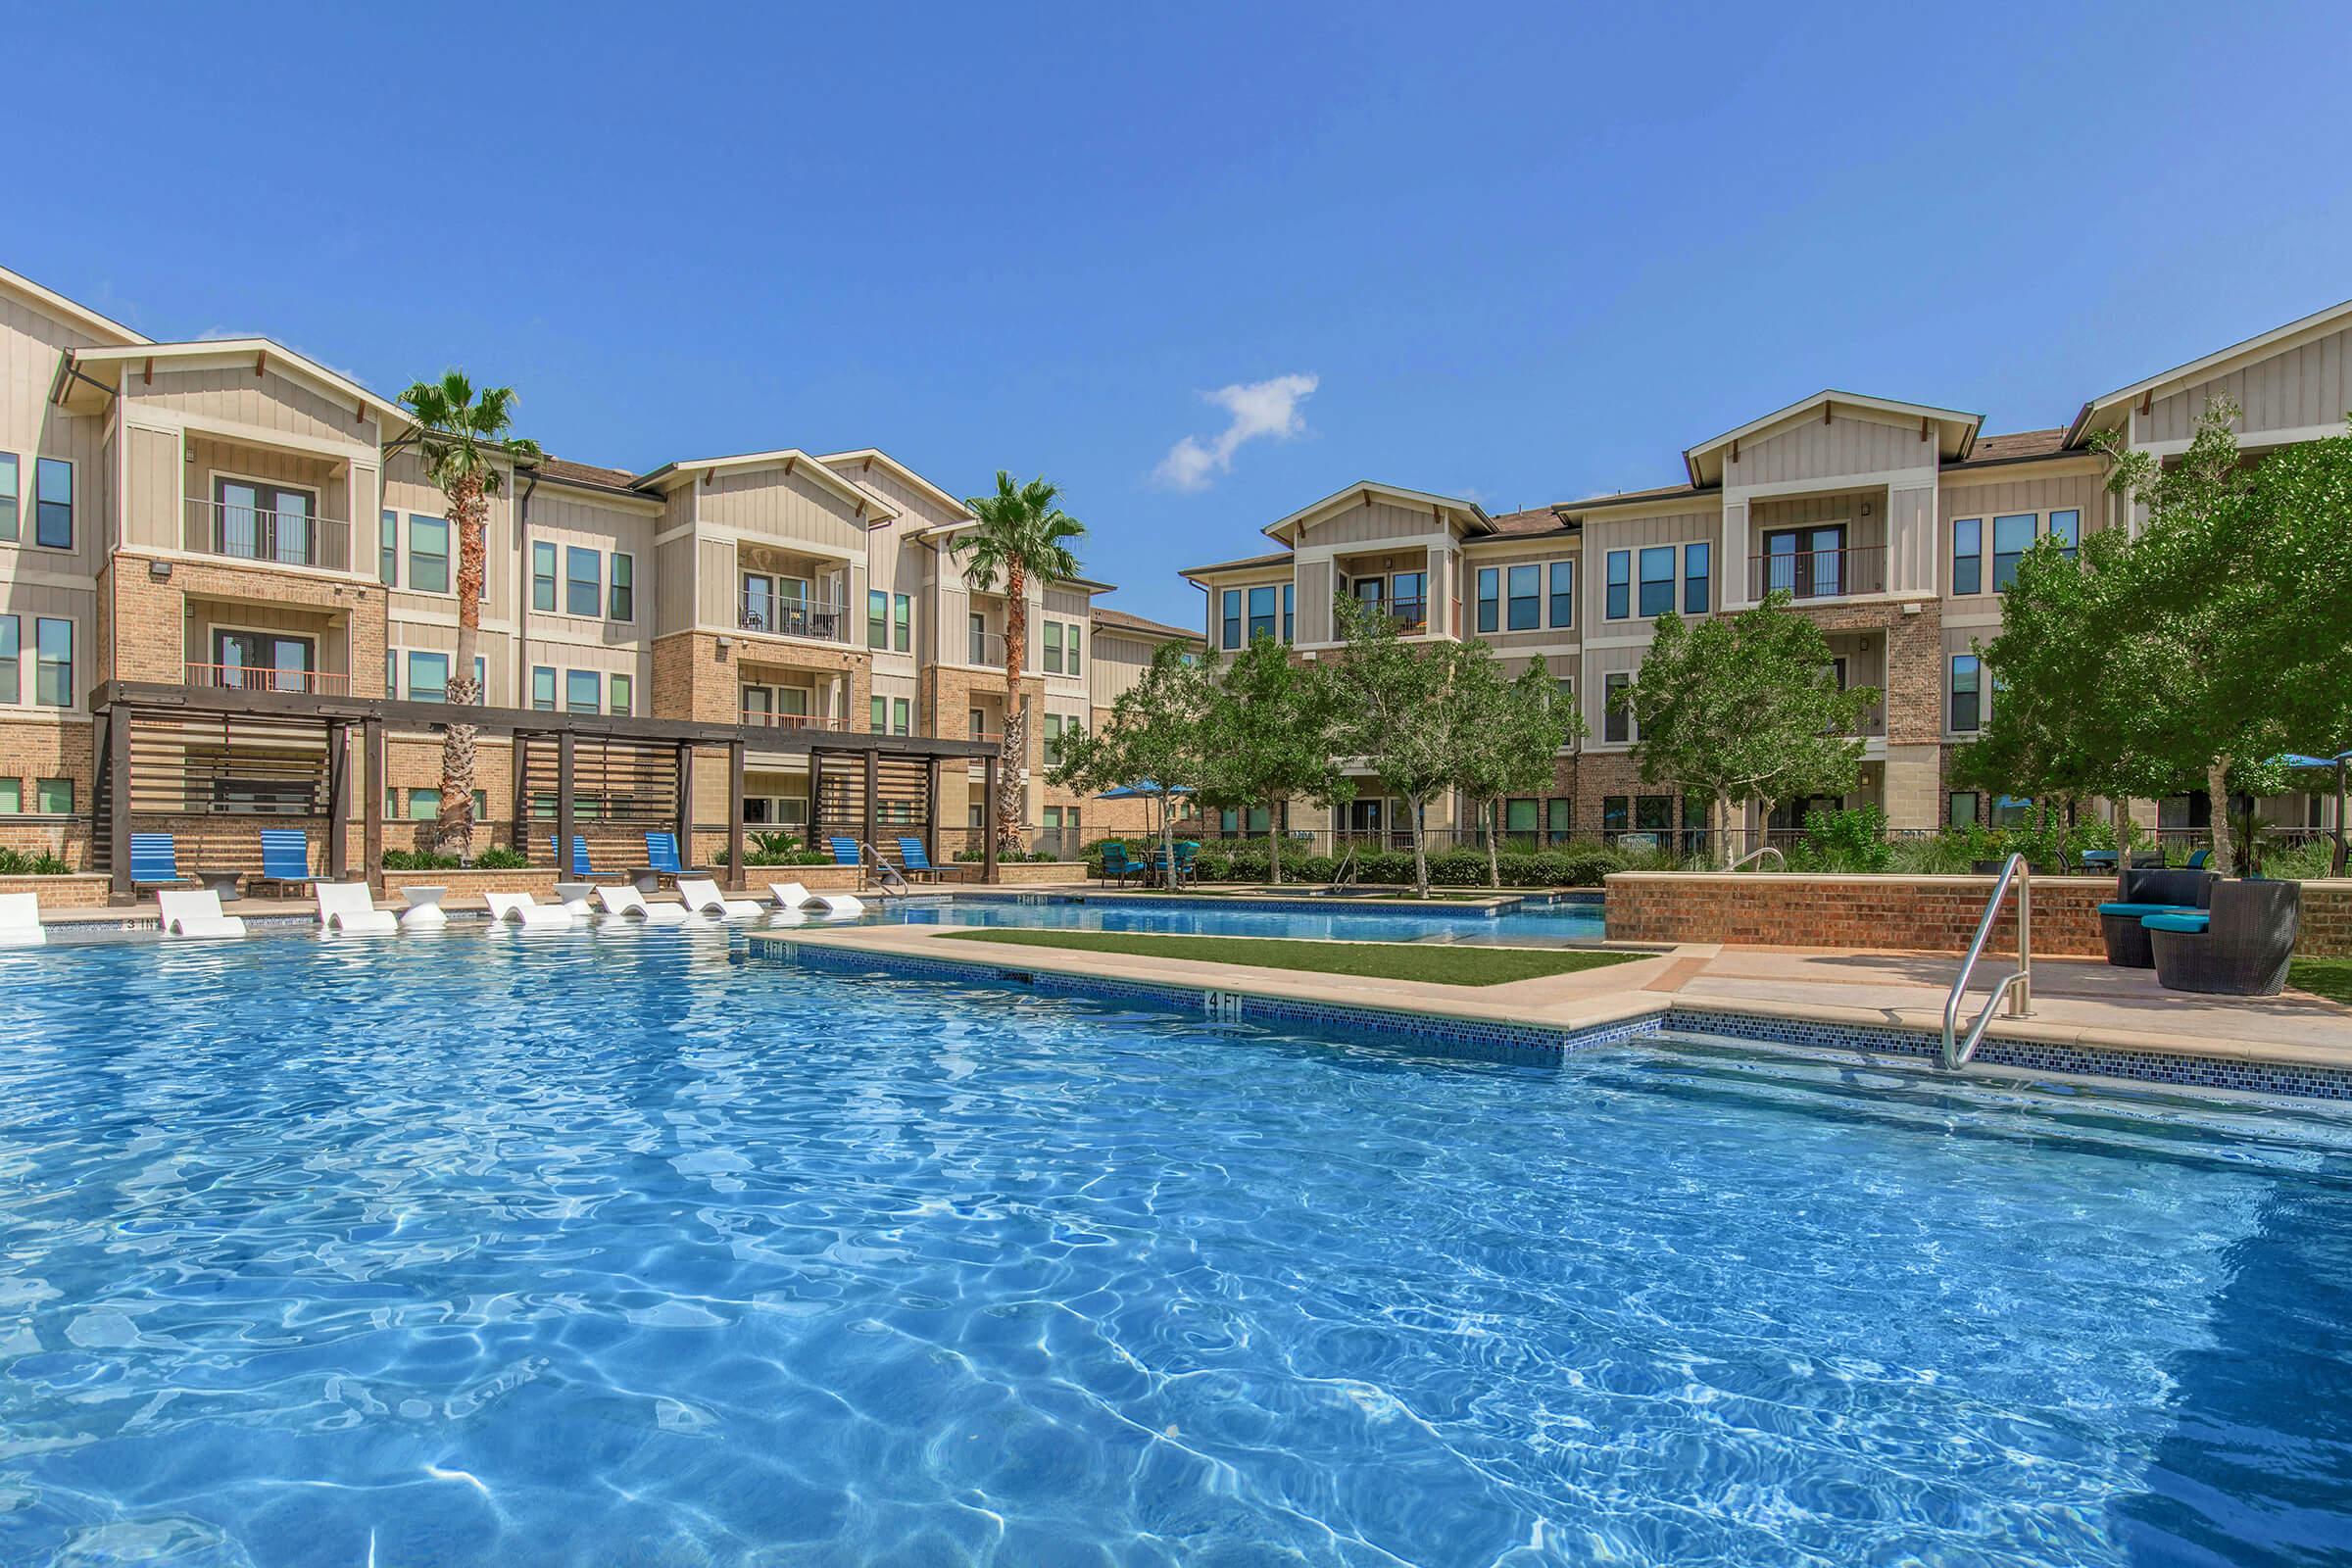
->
[951,472,1087,856]
[397,371,540,860]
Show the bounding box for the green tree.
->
[1448,650,1583,887]
[1049,643,1212,885]
[397,372,540,858]
[952,472,1087,856]
[1196,635,1351,885]
[1321,595,1467,898]
[1616,592,1880,867]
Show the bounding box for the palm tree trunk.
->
[1000,565,1029,858]
[438,473,486,860]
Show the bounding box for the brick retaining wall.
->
[0,874,113,908]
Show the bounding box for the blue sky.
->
[16,3,2351,627]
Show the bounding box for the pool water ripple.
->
[0,931,2346,1564]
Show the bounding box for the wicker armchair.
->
[2147,879,2301,997]
[2096,867,2219,967]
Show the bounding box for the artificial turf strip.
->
[934,928,1640,987]
[2291,957,2352,1007]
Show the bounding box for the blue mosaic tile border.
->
[748,935,2352,1102]
[943,889,1536,920]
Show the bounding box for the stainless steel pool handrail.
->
[1729,846,1786,872]
[1941,853,2033,1070]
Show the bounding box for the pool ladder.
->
[1941,853,2033,1070]
[1729,846,1786,872]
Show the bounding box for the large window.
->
[868,590,889,650]
[1220,589,1242,650]
[1950,654,1982,732]
[34,459,72,550]
[407,651,450,703]
[531,666,557,711]
[565,669,601,714]
[0,779,16,813]
[0,453,16,542]
[37,778,72,815]
[1393,572,1428,629]
[1603,671,1631,744]
[380,510,399,586]
[1246,587,1277,643]
[1505,564,1541,631]
[1948,791,1981,827]
[565,547,602,616]
[1547,560,1574,628]
[0,615,15,703]
[1545,797,1572,845]
[34,618,71,708]
[1476,567,1499,633]
[611,553,635,620]
[2048,509,2080,561]
[1683,541,1710,614]
[531,541,557,610]
[870,695,887,733]
[1990,514,2034,592]
[893,593,911,653]
[1637,546,1676,616]
[408,515,450,593]
[1045,619,1065,672]
[610,673,632,715]
[1951,517,1983,595]
[1605,551,1631,620]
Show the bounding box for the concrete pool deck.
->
[745,921,2352,1077]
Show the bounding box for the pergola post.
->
[557,731,576,878]
[982,754,1000,885]
[106,710,131,903]
[808,750,825,849]
[362,717,385,893]
[326,720,349,880]
[675,741,695,868]
[925,757,941,863]
[727,739,746,886]
[861,748,879,869]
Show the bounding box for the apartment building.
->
[0,263,1198,881]
[1184,299,2352,848]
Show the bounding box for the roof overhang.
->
[2065,296,2352,446]
[1684,391,1982,487]
[63,339,405,428]
[1260,480,1494,547]
[1178,553,1297,584]
[815,449,974,521]
[0,265,149,348]
[634,449,900,521]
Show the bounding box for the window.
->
[868,590,888,650]
[529,540,556,610]
[34,617,71,707]
[1279,583,1294,644]
[1067,622,1082,674]
[564,547,601,616]
[1547,561,1574,628]
[1503,798,1540,842]
[1505,564,1541,631]
[611,553,635,620]
[1636,795,1672,837]
[1044,712,1064,761]
[1950,654,1982,732]
[1638,546,1675,616]
[1952,517,1983,595]
[531,665,557,711]
[409,515,450,594]
[1948,791,1981,827]
[380,510,399,586]
[2049,509,2080,562]
[1476,567,1499,633]
[407,651,450,703]
[0,616,15,703]
[1220,589,1242,650]
[893,593,910,654]
[968,612,989,665]
[1605,551,1630,620]
[36,777,72,815]
[407,787,441,822]
[1045,620,1064,673]
[386,649,397,697]
[1545,798,1572,845]
[34,459,72,550]
[1246,587,1276,644]
[610,673,632,715]
[968,707,987,737]
[1991,514,2034,592]
[565,669,601,714]
[0,453,16,542]
[1603,671,1631,744]
[0,779,16,813]
[472,656,487,705]
[1683,542,1710,614]
[1601,796,1629,834]
[892,697,910,735]
[1393,572,1428,628]
[871,695,887,733]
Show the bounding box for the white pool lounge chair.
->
[0,893,45,946]
[315,883,398,935]
[806,893,864,921]
[484,892,572,929]
[675,878,761,918]
[594,884,693,924]
[156,888,247,939]
[767,881,810,908]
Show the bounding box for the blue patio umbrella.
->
[2273,752,2350,874]
[1096,783,1196,881]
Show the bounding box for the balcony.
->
[739,707,843,733]
[184,662,352,697]
[1747,544,1885,602]
[967,629,1008,667]
[738,591,847,643]
[184,498,352,573]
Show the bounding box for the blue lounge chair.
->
[896,837,971,883]
[830,837,861,866]
[1098,843,1144,887]
[253,829,313,895]
[2186,848,2211,869]
[548,835,592,877]
[129,833,182,889]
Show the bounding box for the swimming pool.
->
[1,929,2347,1565]
[869,892,1607,944]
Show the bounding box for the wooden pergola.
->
[91,682,1001,899]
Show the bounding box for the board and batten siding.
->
[1937,469,2107,607]
[131,363,376,451]
[2143,321,2352,444]
[1581,508,1717,627]
[1,291,120,587]
[1724,411,1934,488]
[696,466,872,556]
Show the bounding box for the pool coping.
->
[745,924,2352,1102]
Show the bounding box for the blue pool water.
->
[1,931,2349,1566]
[869,893,1608,944]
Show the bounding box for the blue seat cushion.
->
[2098,903,2198,918]
[2141,911,2211,934]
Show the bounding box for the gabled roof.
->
[537,456,640,492]
[63,338,408,427]
[1091,606,1202,643]
[1684,390,1982,487]
[1556,480,1714,515]
[1179,549,1296,579]
[815,449,973,521]
[2065,296,2352,445]
[1261,480,1493,547]
[1944,428,2073,470]
[0,264,149,347]
[634,449,900,520]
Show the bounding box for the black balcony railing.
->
[738,594,846,641]
[1747,544,1886,601]
[185,499,352,572]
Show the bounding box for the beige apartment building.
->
[1184,298,2352,851]
[0,263,1198,883]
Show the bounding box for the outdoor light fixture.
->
[148,561,172,580]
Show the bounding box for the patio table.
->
[398,886,448,929]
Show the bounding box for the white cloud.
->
[1152,372,1318,491]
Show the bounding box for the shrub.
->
[0,847,72,876]
[380,848,461,871]
[471,846,528,871]
[1789,805,1892,873]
